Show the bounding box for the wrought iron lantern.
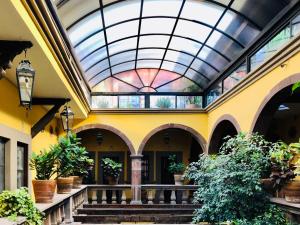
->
[60,106,74,132]
[16,60,35,108]
[96,132,104,145]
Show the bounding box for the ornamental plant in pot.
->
[29,147,59,203]
[155,97,172,109]
[168,154,186,185]
[101,158,122,185]
[56,134,77,194]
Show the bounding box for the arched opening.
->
[253,85,300,143]
[75,127,133,185]
[208,120,238,154]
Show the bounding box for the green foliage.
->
[186,96,201,105]
[101,158,122,179]
[168,154,185,174]
[0,188,44,225]
[29,146,59,180]
[292,81,300,93]
[185,133,275,224]
[155,97,172,108]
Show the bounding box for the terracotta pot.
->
[57,177,73,194]
[185,104,199,109]
[261,178,275,195]
[174,174,184,185]
[284,180,300,203]
[107,176,119,185]
[32,180,56,203]
[70,176,83,189]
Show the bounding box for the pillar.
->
[130,154,142,204]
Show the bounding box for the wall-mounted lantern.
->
[60,106,74,132]
[16,60,35,108]
[96,132,104,145]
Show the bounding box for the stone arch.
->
[208,114,240,154]
[73,124,136,155]
[250,73,300,133]
[137,123,207,155]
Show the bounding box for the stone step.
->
[83,204,199,209]
[73,214,193,224]
[77,208,195,215]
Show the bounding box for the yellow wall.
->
[73,113,208,154]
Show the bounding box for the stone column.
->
[130,154,143,204]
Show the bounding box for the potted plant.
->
[0,187,44,225]
[101,158,122,185]
[56,134,77,194]
[185,96,201,109]
[29,147,59,203]
[168,154,186,185]
[155,97,172,109]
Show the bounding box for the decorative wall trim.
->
[137,123,207,155]
[73,124,135,155]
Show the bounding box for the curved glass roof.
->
[54,0,292,93]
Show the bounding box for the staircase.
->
[73,204,198,224]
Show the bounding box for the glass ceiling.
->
[53,0,292,93]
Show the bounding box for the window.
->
[177,96,203,109]
[0,138,5,192]
[150,96,176,109]
[223,62,247,92]
[206,82,222,105]
[119,96,145,109]
[17,143,28,188]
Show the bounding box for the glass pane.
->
[119,96,145,108]
[104,0,141,26]
[111,62,135,75]
[0,140,4,192]
[110,50,136,66]
[198,46,229,71]
[91,96,118,108]
[89,69,111,87]
[92,77,138,92]
[68,11,103,46]
[108,37,137,55]
[114,70,143,88]
[185,69,209,87]
[161,61,187,75]
[177,96,203,109]
[136,59,161,69]
[169,36,202,55]
[17,145,25,188]
[206,82,222,105]
[150,96,176,109]
[143,0,182,17]
[106,20,139,43]
[139,87,156,92]
[157,77,201,92]
[81,46,107,70]
[137,68,158,86]
[207,31,243,60]
[175,20,211,42]
[139,35,169,48]
[181,0,224,26]
[85,59,109,79]
[75,32,106,60]
[292,13,300,37]
[217,11,259,46]
[164,50,194,66]
[250,26,291,71]
[191,58,218,77]
[224,62,247,92]
[141,18,176,35]
[137,49,165,60]
[152,70,181,88]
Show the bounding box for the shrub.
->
[101,158,122,179]
[168,154,185,174]
[0,188,44,225]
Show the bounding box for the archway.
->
[252,84,300,143]
[208,117,239,154]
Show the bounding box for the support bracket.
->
[31,98,70,138]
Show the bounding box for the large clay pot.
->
[32,180,56,203]
[284,180,300,203]
[174,174,184,185]
[57,177,73,194]
[107,176,119,185]
[70,176,83,189]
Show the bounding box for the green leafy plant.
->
[0,188,44,225]
[155,97,172,108]
[168,154,185,174]
[292,81,300,93]
[101,158,122,179]
[29,146,60,180]
[186,96,201,105]
[185,133,275,224]
[71,147,94,177]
